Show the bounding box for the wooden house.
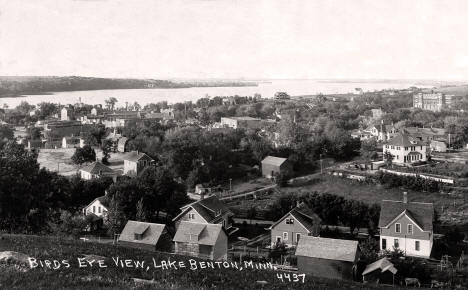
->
[118,221,172,252]
[172,195,234,232]
[269,202,321,247]
[123,151,153,177]
[173,221,227,260]
[379,192,434,258]
[80,162,115,180]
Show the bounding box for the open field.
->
[37,149,127,176]
[0,234,406,290]
[281,175,468,226]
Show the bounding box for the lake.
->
[0,79,431,108]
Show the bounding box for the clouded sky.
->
[1,0,468,80]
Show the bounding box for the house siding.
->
[84,200,107,217]
[175,208,208,229]
[270,213,319,247]
[262,162,292,178]
[297,256,356,281]
[383,144,426,165]
[379,214,432,258]
[212,230,228,260]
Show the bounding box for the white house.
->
[83,196,108,218]
[383,133,426,165]
[378,192,434,258]
[80,162,115,180]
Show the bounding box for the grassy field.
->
[37,148,127,176]
[0,234,411,290]
[281,175,468,226]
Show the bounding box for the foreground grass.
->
[0,234,408,290]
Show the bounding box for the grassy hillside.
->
[0,234,407,290]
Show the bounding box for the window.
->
[134,233,142,240]
[283,232,288,241]
[394,239,399,248]
[188,213,195,220]
[407,224,413,235]
[415,241,420,251]
[382,238,387,250]
[395,223,401,233]
[98,207,101,214]
[286,218,294,225]
[296,233,301,243]
[93,206,96,213]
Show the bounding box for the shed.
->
[118,221,172,252]
[362,257,397,284]
[295,236,360,281]
[261,156,292,178]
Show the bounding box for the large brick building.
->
[413,92,452,112]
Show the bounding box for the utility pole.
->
[320,154,323,174]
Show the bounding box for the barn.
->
[261,156,292,179]
[295,236,360,281]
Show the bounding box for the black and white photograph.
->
[1,0,468,289]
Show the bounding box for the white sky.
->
[1,0,468,80]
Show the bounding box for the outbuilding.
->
[295,236,360,281]
[261,156,292,179]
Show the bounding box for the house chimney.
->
[296,200,300,208]
[200,192,205,200]
[403,192,408,203]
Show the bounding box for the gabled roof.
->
[124,151,154,162]
[85,196,109,209]
[295,236,359,262]
[269,203,321,233]
[173,195,233,223]
[385,133,425,147]
[81,162,114,175]
[261,156,288,167]
[362,258,397,276]
[173,222,224,246]
[379,200,434,231]
[118,221,166,246]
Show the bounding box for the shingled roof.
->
[81,162,114,175]
[124,151,154,162]
[173,222,224,246]
[261,156,288,167]
[85,195,109,209]
[118,221,166,246]
[385,133,425,147]
[378,200,434,231]
[362,258,397,276]
[269,202,321,233]
[173,195,233,223]
[295,236,359,262]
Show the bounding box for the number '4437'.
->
[276,273,305,283]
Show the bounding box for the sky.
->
[1,0,468,80]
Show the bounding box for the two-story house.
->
[173,221,228,260]
[269,202,321,247]
[123,151,154,177]
[82,196,109,226]
[172,195,234,233]
[383,133,427,165]
[378,192,434,258]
